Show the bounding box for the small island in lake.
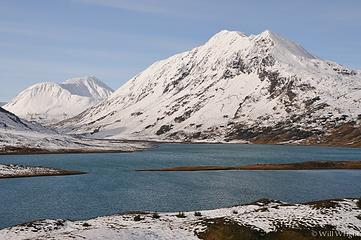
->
[138,160,361,172]
[0,164,85,179]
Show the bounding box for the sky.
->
[1,0,360,101]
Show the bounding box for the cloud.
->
[72,0,209,20]
[75,0,169,14]
[0,19,198,53]
[0,21,41,37]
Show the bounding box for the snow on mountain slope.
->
[0,106,57,149]
[0,107,150,153]
[0,107,46,132]
[4,76,113,124]
[57,30,361,145]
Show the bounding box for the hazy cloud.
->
[75,0,170,14]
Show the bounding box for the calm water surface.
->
[1,143,361,228]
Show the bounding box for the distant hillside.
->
[4,76,113,124]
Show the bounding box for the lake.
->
[1,143,361,229]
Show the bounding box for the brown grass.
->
[197,218,354,240]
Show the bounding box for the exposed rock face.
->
[56,30,361,146]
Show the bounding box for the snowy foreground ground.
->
[0,199,360,240]
[0,164,83,178]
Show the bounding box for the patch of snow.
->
[0,164,64,177]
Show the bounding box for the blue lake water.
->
[1,143,361,229]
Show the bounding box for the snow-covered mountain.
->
[4,76,113,124]
[0,102,6,107]
[57,30,361,146]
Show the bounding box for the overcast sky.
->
[1,0,360,101]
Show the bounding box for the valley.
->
[0,29,360,239]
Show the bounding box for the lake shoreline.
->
[0,148,144,156]
[1,140,361,155]
[0,141,156,155]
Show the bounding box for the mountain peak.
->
[64,75,98,84]
[63,76,112,89]
[206,30,247,45]
[258,29,278,39]
[60,76,113,99]
[213,30,247,38]
[205,30,315,61]
[253,30,315,60]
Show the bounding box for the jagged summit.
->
[204,29,315,60]
[4,76,114,124]
[56,30,361,146]
[256,30,315,59]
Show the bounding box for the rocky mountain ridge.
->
[49,30,361,146]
